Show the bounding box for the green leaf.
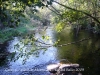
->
[42,35,45,39]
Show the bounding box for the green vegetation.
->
[0,1,100,75]
[0,0,54,43]
[1,0,100,62]
[0,12,32,43]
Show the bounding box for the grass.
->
[0,20,35,43]
[0,12,42,43]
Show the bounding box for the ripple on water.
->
[0,27,58,75]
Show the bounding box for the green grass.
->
[0,21,35,43]
[0,28,19,43]
[0,13,40,43]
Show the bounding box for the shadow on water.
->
[0,27,100,75]
[0,42,9,66]
[56,29,100,75]
[0,27,58,75]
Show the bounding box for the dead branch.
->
[57,37,91,47]
[35,37,91,47]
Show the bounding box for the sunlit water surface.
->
[0,27,100,75]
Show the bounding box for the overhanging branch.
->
[53,1,100,24]
[57,37,91,47]
[36,37,91,47]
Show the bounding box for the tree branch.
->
[57,37,91,47]
[50,5,60,14]
[35,37,91,47]
[53,1,100,24]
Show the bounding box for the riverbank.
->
[0,24,36,44]
[0,25,100,75]
[0,26,58,75]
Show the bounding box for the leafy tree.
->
[0,0,54,28]
[53,0,100,24]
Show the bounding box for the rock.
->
[47,63,81,75]
[47,63,60,73]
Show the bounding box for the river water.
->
[0,26,100,75]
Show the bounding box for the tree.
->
[53,0,100,24]
[0,0,55,29]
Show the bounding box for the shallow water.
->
[0,27,58,75]
[0,27,100,75]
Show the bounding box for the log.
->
[47,63,60,73]
[47,63,80,75]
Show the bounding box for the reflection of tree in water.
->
[77,37,100,75]
[56,30,100,75]
[0,42,9,66]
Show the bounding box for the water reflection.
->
[0,27,100,75]
[56,29,100,75]
[0,27,58,75]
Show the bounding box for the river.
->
[0,26,100,75]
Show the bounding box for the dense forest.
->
[0,0,100,43]
[0,0,100,75]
